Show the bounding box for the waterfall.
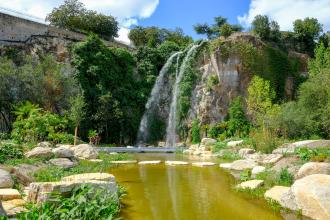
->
[137,51,182,146]
[165,43,202,147]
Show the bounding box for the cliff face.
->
[186,33,308,128]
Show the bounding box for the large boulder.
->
[28,173,117,203]
[12,164,45,186]
[49,158,75,169]
[0,169,13,188]
[251,166,266,177]
[201,138,217,145]
[2,199,26,217]
[25,147,53,159]
[71,144,98,160]
[230,160,257,171]
[0,189,21,201]
[271,156,300,174]
[52,146,74,158]
[280,174,330,220]
[296,162,330,179]
[264,186,290,203]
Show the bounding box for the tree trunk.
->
[74,126,78,146]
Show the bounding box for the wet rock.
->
[49,158,75,169]
[201,138,217,145]
[71,144,98,160]
[237,180,264,190]
[238,148,255,157]
[264,186,290,203]
[227,140,244,147]
[25,147,53,159]
[138,161,161,165]
[2,199,26,217]
[280,174,330,220]
[219,163,232,169]
[0,169,13,188]
[0,189,21,201]
[230,160,257,171]
[52,146,74,158]
[110,160,137,164]
[165,161,189,166]
[192,162,216,167]
[251,166,266,177]
[296,162,330,179]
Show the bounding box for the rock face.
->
[230,160,257,171]
[296,162,330,179]
[0,169,13,188]
[0,189,21,201]
[280,174,330,220]
[71,144,98,160]
[49,158,75,169]
[28,173,117,203]
[52,146,74,158]
[25,147,53,159]
[264,186,290,203]
[201,138,217,145]
[237,180,264,190]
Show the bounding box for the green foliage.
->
[88,130,98,139]
[11,102,71,144]
[219,151,242,161]
[191,119,201,144]
[0,142,23,163]
[227,97,250,137]
[128,26,192,48]
[250,129,284,153]
[46,0,118,39]
[239,169,252,181]
[308,43,330,77]
[277,168,294,186]
[18,185,121,220]
[68,95,86,127]
[252,15,271,40]
[206,74,219,91]
[295,148,330,162]
[211,141,227,153]
[194,16,242,39]
[208,122,228,139]
[293,17,323,55]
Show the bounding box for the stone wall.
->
[0,12,133,50]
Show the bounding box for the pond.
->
[108,153,283,220]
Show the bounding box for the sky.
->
[1,0,330,44]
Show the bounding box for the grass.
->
[255,168,294,188]
[4,157,47,166]
[295,147,330,162]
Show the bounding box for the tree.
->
[247,75,276,125]
[68,95,86,145]
[194,16,242,39]
[293,17,323,55]
[227,97,250,137]
[308,43,330,76]
[252,15,270,40]
[47,0,118,39]
[191,119,201,144]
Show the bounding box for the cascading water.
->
[165,43,203,147]
[137,51,182,146]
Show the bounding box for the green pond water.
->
[108,153,283,220]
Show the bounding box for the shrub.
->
[276,168,294,186]
[208,122,228,139]
[295,148,330,162]
[240,169,252,181]
[18,185,121,220]
[227,97,250,137]
[0,142,24,164]
[191,119,201,144]
[250,129,284,153]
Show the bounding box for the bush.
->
[208,122,228,139]
[295,148,330,162]
[0,142,24,163]
[191,119,201,144]
[250,129,284,153]
[227,97,250,137]
[276,168,294,186]
[18,185,121,220]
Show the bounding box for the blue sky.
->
[1,0,330,44]
[138,0,250,39]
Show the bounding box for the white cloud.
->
[115,27,131,44]
[0,0,160,44]
[238,0,330,31]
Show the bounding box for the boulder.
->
[49,158,75,169]
[0,169,13,188]
[0,189,21,201]
[165,161,189,166]
[230,160,257,171]
[275,140,330,155]
[264,186,290,203]
[37,141,54,148]
[25,147,53,159]
[219,163,232,169]
[271,156,300,174]
[296,162,330,179]
[28,179,117,203]
[227,140,244,147]
[138,160,161,165]
[238,148,255,157]
[260,154,283,165]
[12,164,45,186]
[192,162,216,167]
[201,138,217,145]
[2,199,26,217]
[280,174,330,220]
[237,180,264,190]
[71,144,98,160]
[61,173,115,182]
[52,146,74,158]
[55,144,73,149]
[251,166,266,177]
